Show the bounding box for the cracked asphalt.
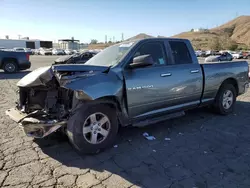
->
[0,56,250,188]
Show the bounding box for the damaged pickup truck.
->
[6,38,249,154]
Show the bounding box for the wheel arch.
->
[94,95,130,127]
[1,57,18,69]
[217,78,239,97]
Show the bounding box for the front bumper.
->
[5,108,66,138]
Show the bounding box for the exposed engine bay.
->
[6,64,117,138]
[18,77,73,119]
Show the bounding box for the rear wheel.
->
[67,103,119,154]
[3,60,18,73]
[213,84,236,115]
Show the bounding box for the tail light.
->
[26,54,30,61]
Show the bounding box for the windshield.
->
[84,41,135,67]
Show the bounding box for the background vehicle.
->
[64,49,74,55]
[231,52,243,59]
[52,49,65,55]
[0,50,31,73]
[54,51,98,64]
[40,48,52,55]
[205,52,233,62]
[6,38,249,154]
[242,51,250,59]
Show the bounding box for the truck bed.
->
[200,61,249,103]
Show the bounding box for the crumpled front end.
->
[6,108,66,138]
[6,64,112,138]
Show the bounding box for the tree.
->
[90,39,98,44]
[208,38,221,50]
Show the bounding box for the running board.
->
[132,111,185,127]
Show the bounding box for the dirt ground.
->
[0,56,250,188]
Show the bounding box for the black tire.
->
[213,84,236,115]
[67,103,119,154]
[3,60,18,73]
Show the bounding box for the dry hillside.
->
[126,33,154,41]
[173,16,250,50]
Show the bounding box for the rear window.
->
[169,41,192,64]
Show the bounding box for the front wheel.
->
[67,103,119,154]
[213,84,236,115]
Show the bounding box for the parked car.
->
[195,50,206,57]
[64,49,74,55]
[6,38,249,154]
[231,52,243,59]
[0,47,6,50]
[52,49,65,55]
[242,51,250,59]
[54,51,98,65]
[0,50,31,73]
[205,52,233,62]
[40,48,52,55]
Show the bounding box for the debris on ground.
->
[113,145,118,148]
[164,137,171,141]
[143,132,156,140]
[178,132,183,135]
[152,150,156,152]
[204,151,207,154]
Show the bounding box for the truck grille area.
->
[18,86,73,119]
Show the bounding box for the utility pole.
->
[105,35,107,43]
[121,33,124,41]
[113,36,115,43]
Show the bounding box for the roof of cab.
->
[125,37,190,43]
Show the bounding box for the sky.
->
[0,0,249,43]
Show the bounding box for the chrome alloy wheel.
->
[82,112,111,144]
[222,90,233,109]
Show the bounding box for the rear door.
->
[162,40,203,108]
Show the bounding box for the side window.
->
[81,53,91,60]
[133,42,167,65]
[169,41,192,65]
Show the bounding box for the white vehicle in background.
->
[52,49,65,55]
[40,48,53,55]
[64,49,74,55]
[231,52,243,59]
[13,47,25,52]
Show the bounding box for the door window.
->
[169,41,192,65]
[132,42,167,66]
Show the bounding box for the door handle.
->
[190,70,199,73]
[161,73,172,77]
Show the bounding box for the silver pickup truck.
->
[6,38,249,154]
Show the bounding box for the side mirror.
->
[129,54,154,69]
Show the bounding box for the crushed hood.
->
[17,66,54,87]
[17,64,110,88]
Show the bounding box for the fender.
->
[61,70,124,101]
